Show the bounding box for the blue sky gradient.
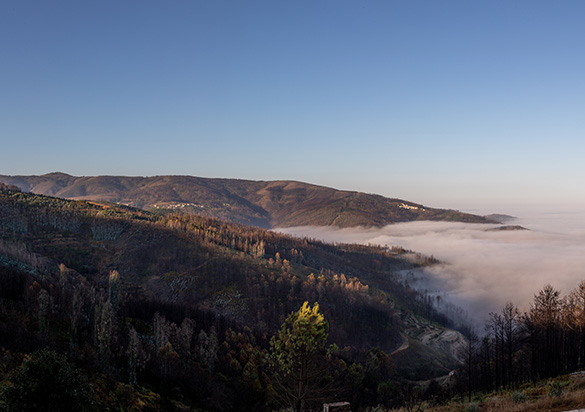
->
[1,1,584,210]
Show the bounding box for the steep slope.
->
[0,183,475,410]
[0,184,465,372]
[0,173,495,228]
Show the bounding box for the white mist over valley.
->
[277,207,585,325]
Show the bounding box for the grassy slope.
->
[475,375,585,412]
[378,374,585,412]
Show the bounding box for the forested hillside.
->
[0,183,465,411]
[0,173,495,228]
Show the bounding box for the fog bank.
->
[277,209,585,324]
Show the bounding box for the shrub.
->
[511,391,527,403]
[465,402,480,412]
[548,380,563,397]
[365,406,386,412]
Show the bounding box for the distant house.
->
[323,401,351,412]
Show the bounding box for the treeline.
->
[458,282,585,397]
[155,213,452,332]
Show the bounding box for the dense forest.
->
[0,183,463,411]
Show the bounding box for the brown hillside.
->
[0,173,496,228]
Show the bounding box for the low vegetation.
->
[375,373,585,412]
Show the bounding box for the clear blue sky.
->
[1,0,584,210]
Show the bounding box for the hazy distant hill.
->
[0,173,495,228]
[484,213,516,223]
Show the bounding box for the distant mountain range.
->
[0,172,496,228]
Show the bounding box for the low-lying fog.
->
[277,208,585,325]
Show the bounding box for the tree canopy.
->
[0,349,94,412]
[269,301,337,412]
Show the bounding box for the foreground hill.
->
[0,172,495,228]
[0,183,466,411]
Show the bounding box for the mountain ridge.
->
[0,172,496,228]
